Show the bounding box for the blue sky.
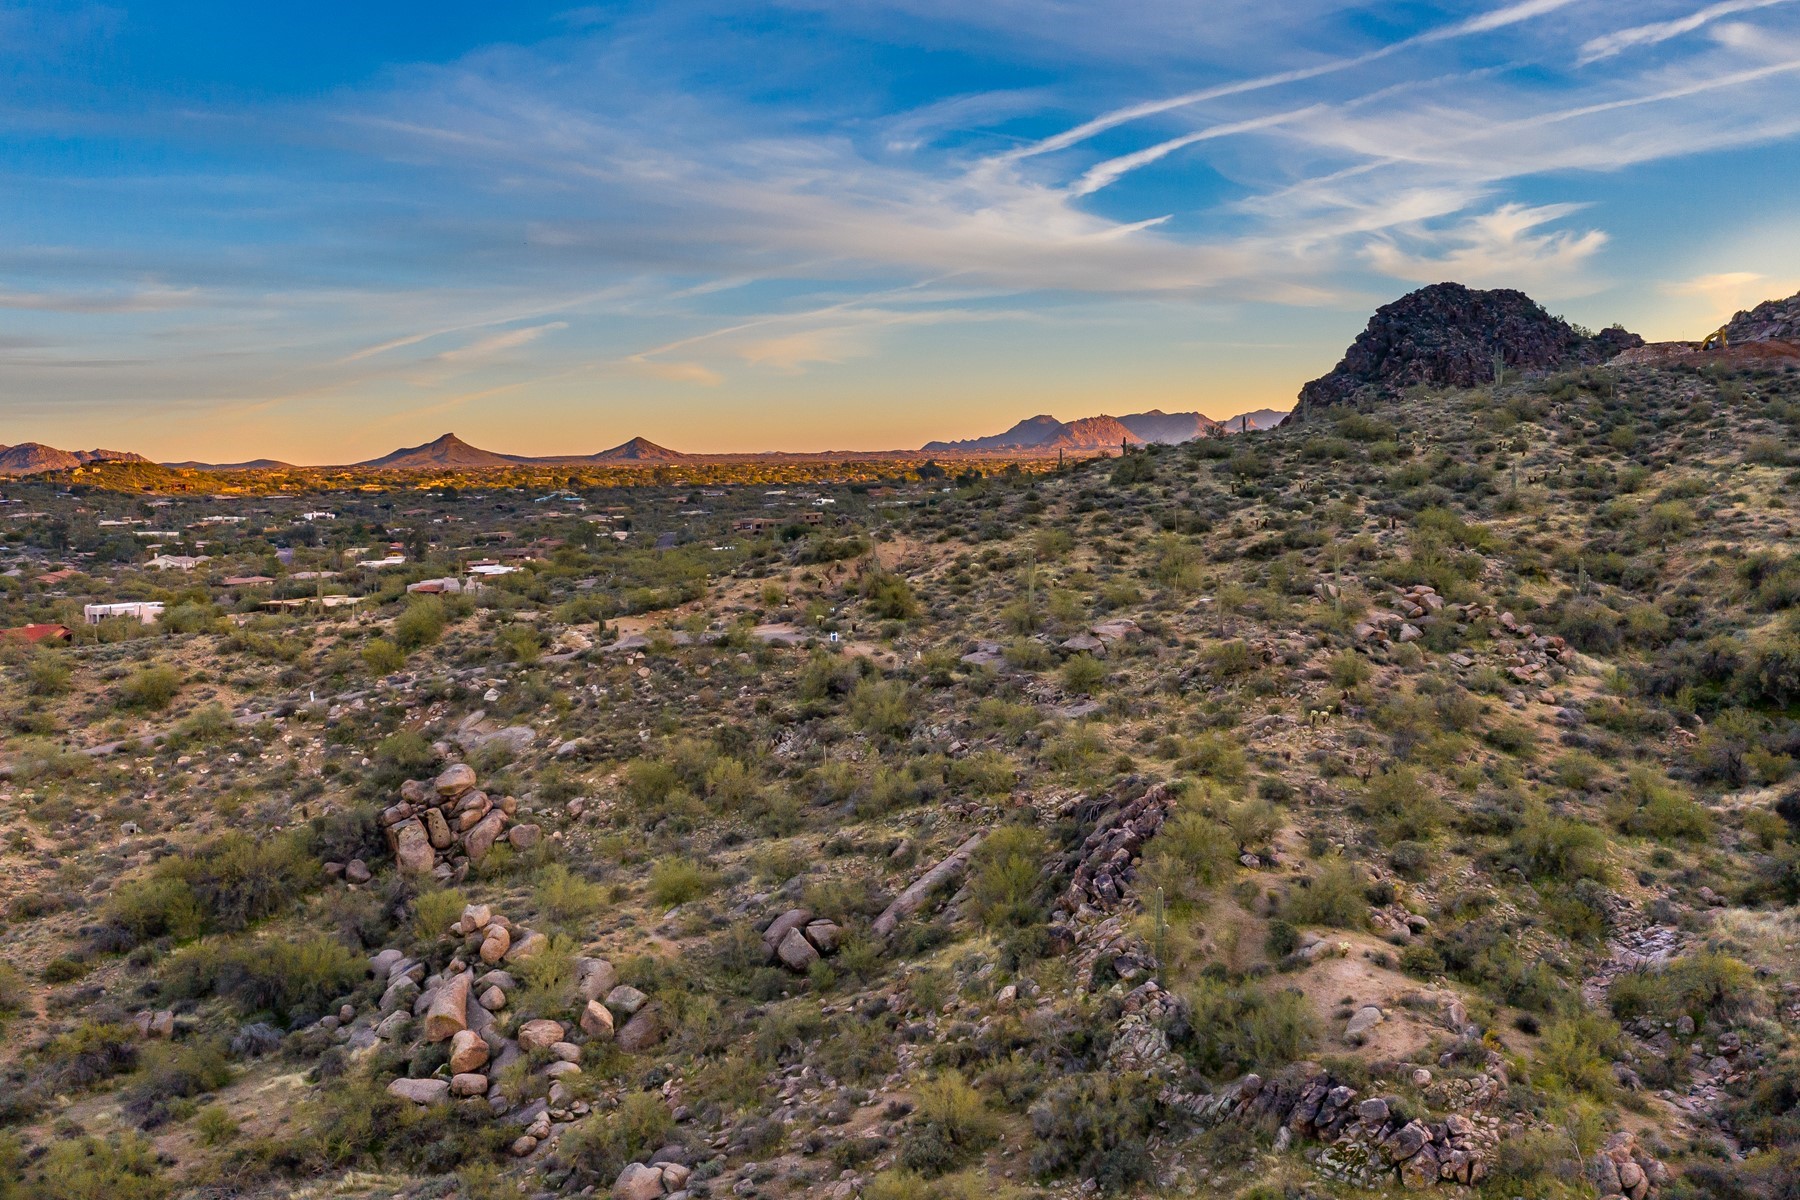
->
[3,0,1800,460]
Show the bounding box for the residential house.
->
[146,554,209,570]
[85,601,164,625]
[1,623,72,644]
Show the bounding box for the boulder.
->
[617,1007,666,1053]
[424,807,455,850]
[507,930,548,963]
[661,1163,692,1190]
[424,974,471,1042]
[393,818,437,875]
[450,1072,489,1096]
[776,926,820,972]
[606,984,648,1016]
[480,925,512,965]
[518,1019,566,1052]
[464,810,507,863]
[576,957,618,1001]
[803,920,843,953]
[460,903,493,934]
[613,1162,666,1200]
[549,1041,582,1063]
[761,908,812,954]
[1345,1005,1384,1042]
[436,763,477,797]
[545,1060,582,1079]
[344,859,372,884]
[479,985,507,1011]
[511,1135,539,1157]
[581,999,616,1041]
[450,1028,490,1074]
[388,1077,450,1105]
[508,823,543,850]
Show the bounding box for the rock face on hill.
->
[0,443,150,475]
[1724,288,1800,345]
[1295,283,1642,417]
[357,433,519,470]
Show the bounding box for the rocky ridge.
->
[1295,283,1642,417]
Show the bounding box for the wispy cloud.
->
[1578,0,1797,63]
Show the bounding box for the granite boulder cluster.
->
[379,763,543,880]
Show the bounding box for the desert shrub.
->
[1534,1012,1622,1098]
[970,824,1050,929]
[0,963,26,1028]
[1741,635,1800,706]
[1138,808,1236,911]
[1612,768,1711,842]
[1061,653,1107,695]
[863,1168,1022,1200]
[1509,803,1608,883]
[27,1132,167,1200]
[42,1021,139,1091]
[1330,650,1371,688]
[120,1040,233,1129]
[394,596,447,650]
[948,750,1018,796]
[1028,1072,1163,1193]
[649,858,722,907]
[556,1092,672,1184]
[1609,951,1761,1030]
[848,677,916,737]
[161,934,363,1024]
[116,664,181,711]
[362,637,405,674]
[534,864,606,924]
[101,831,320,947]
[1180,978,1317,1075]
[1282,857,1368,928]
[862,571,921,620]
[1361,765,1446,843]
[899,1072,1002,1177]
[1180,732,1247,782]
[412,887,467,944]
[193,1104,240,1146]
[25,653,72,696]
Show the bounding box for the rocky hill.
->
[924,409,1238,453]
[355,433,522,470]
[0,443,150,476]
[1295,283,1642,417]
[1723,287,1800,345]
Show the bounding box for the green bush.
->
[848,677,916,737]
[102,831,321,947]
[412,887,468,944]
[1028,1072,1163,1193]
[1509,803,1607,883]
[394,596,447,650]
[1282,857,1368,928]
[1609,951,1761,1030]
[1179,978,1317,1075]
[120,1040,232,1129]
[648,858,722,907]
[1534,1012,1622,1098]
[970,825,1050,929]
[1139,808,1235,911]
[899,1072,1002,1177]
[362,638,405,674]
[1061,653,1107,695]
[161,934,363,1024]
[556,1092,672,1184]
[28,1132,167,1200]
[116,664,181,712]
[534,864,606,924]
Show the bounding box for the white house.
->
[85,601,164,626]
[301,511,337,521]
[146,554,209,570]
[357,554,406,568]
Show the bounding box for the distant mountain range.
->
[922,407,1286,453]
[0,443,149,476]
[354,432,688,470]
[0,410,1285,478]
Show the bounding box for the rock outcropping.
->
[1295,283,1641,417]
[379,764,536,880]
[1723,287,1800,345]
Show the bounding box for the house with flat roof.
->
[84,601,164,625]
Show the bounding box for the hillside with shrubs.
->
[3,341,1800,1200]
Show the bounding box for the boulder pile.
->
[1054,777,1178,913]
[379,763,543,879]
[368,903,667,1155]
[758,907,844,973]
